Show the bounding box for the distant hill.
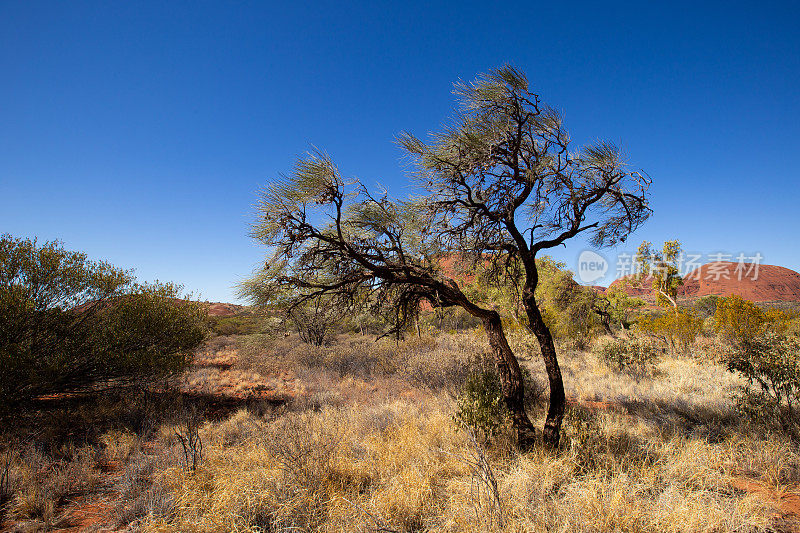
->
[204,302,247,317]
[607,262,800,302]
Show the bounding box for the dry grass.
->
[129,331,799,532]
[3,331,797,532]
[1,441,104,528]
[137,397,790,532]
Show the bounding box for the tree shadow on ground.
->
[1,388,287,453]
[618,397,752,443]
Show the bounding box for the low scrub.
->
[722,331,800,433]
[594,336,661,380]
[140,400,783,532]
[636,310,704,354]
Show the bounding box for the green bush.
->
[636,309,703,354]
[454,355,542,441]
[0,234,206,413]
[594,337,660,380]
[453,356,508,441]
[722,331,800,432]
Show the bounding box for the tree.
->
[0,234,206,412]
[242,66,651,448]
[597,285,645,331]
[634,240,683,309]
[536,260,603,346]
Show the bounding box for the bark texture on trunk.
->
[438,280,537,449]
[481,310,538,449]
[523,294,565,448]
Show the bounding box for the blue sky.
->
[1,1,799,302]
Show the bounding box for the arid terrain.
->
[3,303,800,532]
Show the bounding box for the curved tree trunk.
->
[523,295,565,448]
[440,280,537,449]
[481,310,538,449]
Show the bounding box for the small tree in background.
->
[241,66,651,448]
[635,240,683,309]
[598,285,645,332]
[0,234,206,413]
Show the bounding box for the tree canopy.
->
[242,66,651,447]
[0,234,207,412]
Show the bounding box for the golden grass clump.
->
[139,390,788,533]
[5,331,797,532]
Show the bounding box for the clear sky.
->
[2,1,799,302]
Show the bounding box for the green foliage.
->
[454,354,542,441]
[594,337,661,380]
[713,295,768,345]
[0,234,206,412]
[465,255,609,347]
[722,331,800,432]
[535,259,602,348]
[207,314,265,337]
[634,240,683,308]
[636,309,704,354]
[602,286,645,330]
[454,356,509,441]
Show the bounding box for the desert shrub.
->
[764,307,800,336]
[207,314,265,336]
[454,355,542,442]
[714,295,768,345]
[694,295,719,319]
[454,356,508,441]
[721,331,800,432]
[636,309,703,354]
[594,336,660,380]
[713,296,800,347]
[0,234,206,412]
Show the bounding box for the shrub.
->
[636,309,703,354]
[454,356,508,441]
[722,331,800,432]
[594,337,660,380]
[693,295,719,319]
[453,355,542,442]
[207,314,264,336]
[714,295,768,345]
[0,234,206,412]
